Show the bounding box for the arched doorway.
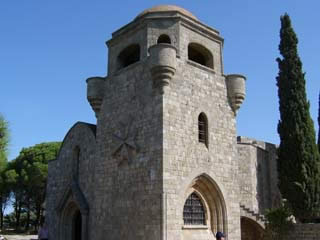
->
[241,217,264,240]
[57,183,89,240]
[73,209,82,240]
[59,200,87,240]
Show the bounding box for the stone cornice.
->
[106,14,223,47]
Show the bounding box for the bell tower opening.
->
[188,43,213,69]
[157,34,171,44]
[117,44,140,70]
[72,210,82,240]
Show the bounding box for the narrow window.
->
[183,192,206,225]
[73,146,80,180]
[188,43,213,69]
[117,44,140,70]
[198,113,208,148]
[157,34,171,44]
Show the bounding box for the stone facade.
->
[46,5,281,240]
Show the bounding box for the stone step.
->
[240,204,266,223]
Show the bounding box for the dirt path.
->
[3,235,37,240]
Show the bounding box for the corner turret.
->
[149,43,177,94]
[226,74,246,115]
[86,76,105,118]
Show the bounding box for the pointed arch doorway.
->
[73,209,82,240]
[59,202,86,240]
[57,183,89,240]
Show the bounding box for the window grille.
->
[183,192,206,225]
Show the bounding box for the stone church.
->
[46,5,281,240]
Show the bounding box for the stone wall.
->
[285,224,320,240]
[237,137,281,215]
[90,59,164,240]
[241,217,264,240]
[46,122,97,239]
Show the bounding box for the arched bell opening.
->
[157,34,171,44]
[241,217,264,240]
[117,44,141,70]
[188,43,214,69]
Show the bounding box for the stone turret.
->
[86,76,105,118]
[149,43,177,94]
[226,74,246,115]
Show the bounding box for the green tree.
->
[0,115,9,165]
[318,92,320,152]
[276,13,320,221]
[6,142,61,230]
[0,115,10,229]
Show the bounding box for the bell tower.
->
[86,5,246,240]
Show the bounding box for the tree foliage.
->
[276,13,320,221]
[6,142,61,230]
[318,92,320,152]
[0,115,9,168]
[0,115,10,229]
[263,204,294,240]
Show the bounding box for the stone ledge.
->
[186,60,216,74]
[182,225,209,230]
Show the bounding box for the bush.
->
[263,205,294,240]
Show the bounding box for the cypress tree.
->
[276,13,320,221]
[318,92,320,152]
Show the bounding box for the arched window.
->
[188,43,213,69]
[157,34,171,44]
[198,113,208,148]
[183,192,206,225]
[184,175,227,234]
[117,44,140,70]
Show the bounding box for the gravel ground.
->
[3,235,37,240]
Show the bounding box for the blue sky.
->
[1,0,320,160]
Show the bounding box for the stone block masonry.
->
[286,224,320,240]
[45,5,287,240]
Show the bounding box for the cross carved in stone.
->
[112,116,139,165]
